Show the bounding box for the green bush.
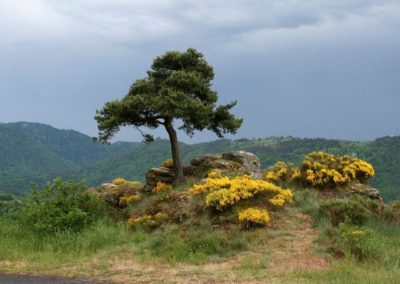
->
[382,200,400,224]
[338,224,376,261]
[319,198,370,226]
[16,178,106,235]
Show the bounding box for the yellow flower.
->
[128,212,168,228]
[112,177,126,185]
[351,230,365,237]
[293,152,375,188]
[119,194,141,206]
[207,170,222,179]
[264,161,291,183]
[162,159,174,168]
[153,181,172,193]
[189,174,293,211]
[238,208,270,227]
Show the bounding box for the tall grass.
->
[0,217,133,264]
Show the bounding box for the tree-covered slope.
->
[0,122,398,200]
[0,122,138,194]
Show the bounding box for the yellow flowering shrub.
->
[112,177,126,185]
[265,161,293,183]
[162,159,174,168]
[189,174,292,211]
[128,215,155,228]
[238,208,270,228]
[153,181,173,193]
[128,212,168,228]
[340,224,372,261]
[292,152,375,188]
[269,190,293,207]
[119,194,141,206]
[207,170,222,179]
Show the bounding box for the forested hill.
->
[0,122,399,200]
[0,122,139,194]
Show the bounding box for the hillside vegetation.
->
[0,122,399,200]
[0,151,399,283]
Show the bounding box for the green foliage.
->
[338,224,377,261]
[0,192,19,216]
[382,199,400,224]
[0,122,137,195]
[0,122,399,202]
[319,198,371,226]
[95,48,242,143]
[95,48,242,180]
[16,178,106,234]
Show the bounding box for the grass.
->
[289,259,400,284]
[0,218,133,265]
[0,182,399,283]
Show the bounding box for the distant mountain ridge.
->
[0,122,399,201]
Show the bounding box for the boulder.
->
[99,181,143,208]
[222,151,262,179]
[348,183,383,201]
[144,166,175,191]
[101,182,119,191]
[187,150,262,179]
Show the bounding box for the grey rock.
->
[101,183,119,190]
[348,183,383,201]
[144,166,175,191]
[222,151,262,179]
[188,151,262,179]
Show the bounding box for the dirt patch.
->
[269,213,329,274]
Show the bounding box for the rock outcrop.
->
[347,182,383,201]
[143,151,262,191]
[187,151,262,179]
[144,166,176,191]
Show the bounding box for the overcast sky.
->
[1,0,399,143]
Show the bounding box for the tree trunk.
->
[164,119,184,182]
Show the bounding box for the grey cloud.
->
[0,0,399,143]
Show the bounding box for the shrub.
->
[16,178,106,235]
[207,170,222,179]
[292,152,375,188]
[382,200,400,224]
[238,208,270,228]
[189,174,292,211]
[112,177,126,185]
[319,198,370,226]
[119,194,141,206]
[339,224,377,261]
[128,212,168,229]
[162,159,174,168]
[265,161,293,183]
[153,181,172,193]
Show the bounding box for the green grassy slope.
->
[0,122,138,194]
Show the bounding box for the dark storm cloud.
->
[0,0,399,142]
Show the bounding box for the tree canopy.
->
[95,48,243,181]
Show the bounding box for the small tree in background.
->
[95,48,242,182]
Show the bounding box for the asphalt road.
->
[0,275,93,284]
